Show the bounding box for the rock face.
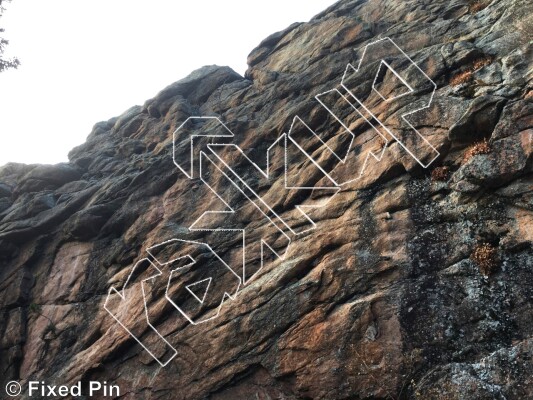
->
[1,0,532,399]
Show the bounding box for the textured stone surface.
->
[0,0,532,399]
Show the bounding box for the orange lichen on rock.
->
[431,166,450,182]
[463,139,491,163]
[471,243,499,276]
[469,1,488,13]
[450,56,493,86]
[450,70,473,86]
[472,56,493,70]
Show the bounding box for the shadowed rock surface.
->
[1,0,532,398]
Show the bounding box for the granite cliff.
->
[1,0,532,398]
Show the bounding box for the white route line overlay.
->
[104,36,440,367]
[104,258,178,367]
[341,37,439,169]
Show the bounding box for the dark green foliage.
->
[0,0,20,72]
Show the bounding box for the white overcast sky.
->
[0,0,337,166]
